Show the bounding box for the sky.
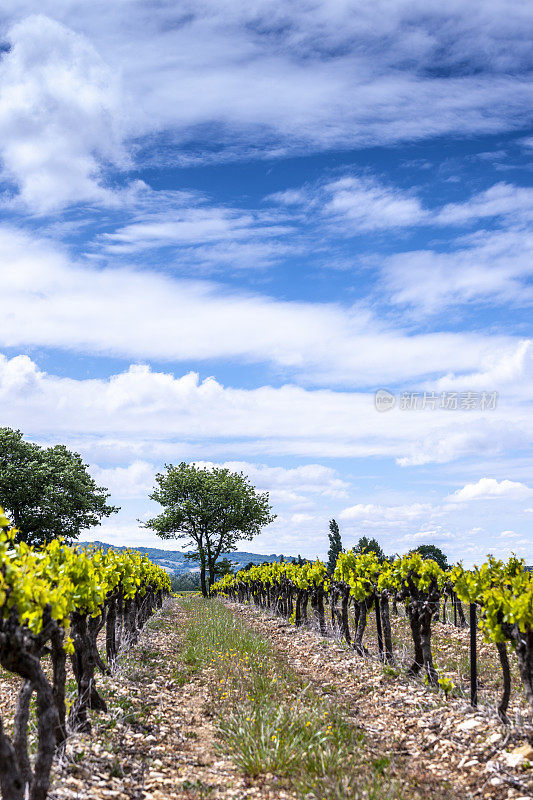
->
[0,1,532,565]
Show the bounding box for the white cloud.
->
[447,478,533,503]
[87,459,348,515]
[191,461,349,498]
[267,177,532,240]
[408,530,453,542]
[0,225,525,388]
[89,461,156,499]
[383,227,533,311]
[96,186,296,269]
[321,176,426,231]
[0,352,530,469]
[436,183,533,227]
[339,502,431,522]
[435,339,532,393]
[291,513,314,524]
[0,15,126,211]
[0,4,530,206]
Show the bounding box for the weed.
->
[179,596,402,800]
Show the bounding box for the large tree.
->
[327,518,343,574]
[412,544,449,571]
[0,427,118,547]
[354,535,386,562]
[144,462,275,596]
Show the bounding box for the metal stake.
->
[470,602,478,707]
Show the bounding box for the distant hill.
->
[77,541,295,575]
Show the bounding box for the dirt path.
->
[229,601,533,800]
[46,600,294,800]
[1,598,531,800]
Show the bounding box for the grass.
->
[179,595,404,800]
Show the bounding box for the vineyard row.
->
[213,551,533,723]
[0,508,171,800]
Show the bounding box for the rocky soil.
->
[1,598,532,800]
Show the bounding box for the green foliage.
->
[144,462,275,595]
[411,544,449,571]
[214,556,234,578]
[334,549,385,600]
[0,427,118,546]
[387,552,445,597]
[0,506,171,636]
[170,571,202,591]
[353,536,385,562]
[452,555,533,641]
[327,518,343,574]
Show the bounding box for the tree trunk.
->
[70,612,107,732]
[353,601,360,633]
[457,598,467,628]
[88,613,110,677]
[514,626,533,715]
[379,594,394,664]
[340,589,351,645]
[0,718,24,800]
[315,587,327,636]
[13,680,32,788]
[496,641,511,724]
[295,590,303,626]
[50,628,67,746]
[199,558,208,597]
[407,608,424,675]
[106,596,117,666]
[31,664,60,800]
[330,588,338,629]
[419,612,438,686]
[115,588,124,652]
[301,592,308,623]
[441,594,448,624]
[287,587,294,619]
[353,600,368,655]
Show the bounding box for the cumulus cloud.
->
[1,352,531,467]
[89,461,156,499]
[0,15,126,212]
[191,462,349,498]
[447,478,533,503]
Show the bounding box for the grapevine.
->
[214,549,533,716]
[0,507,170,800]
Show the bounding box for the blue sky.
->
[0,1,532,564]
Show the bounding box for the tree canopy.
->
[353,535,386,562]
[0,427,118,547]
[144,462,275,596]
[327,518,343,573]
[412,544,449,570]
